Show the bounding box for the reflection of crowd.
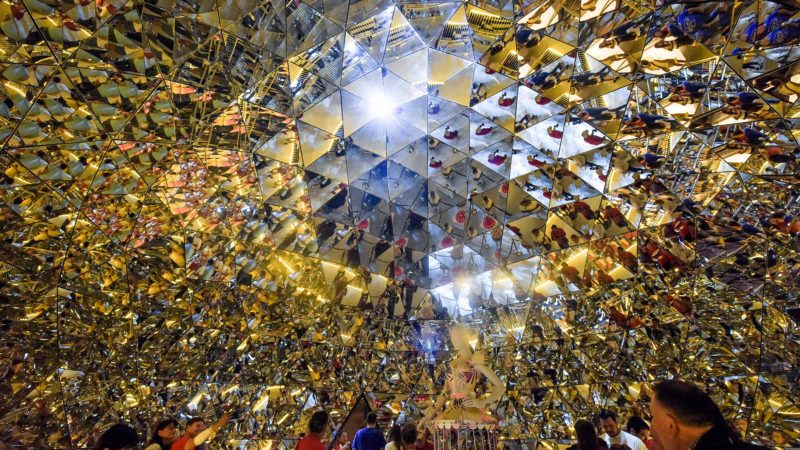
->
[741,8,800,47]
[655,4,730,48]
[667,81,706,104]
[570,67,619,94]
[722,92,769,120]
[525,62,570,91]
[598,18,648,49]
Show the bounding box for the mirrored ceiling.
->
[1,0,800,448]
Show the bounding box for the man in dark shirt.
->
[352,413,386,450]
[650,380,769,450]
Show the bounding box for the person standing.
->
[145,419,179,450]
[567,420,608,450]
[171,413,231,450]
[385,425,402,450]
[649,380,768,450]
[296,411,330,450]
[353,413,386,450]
[333,430,350,450]
[401,423,418,450]
[626,417,653,450]
[600,411,647,450]
[415,429,434,450]
[94,423,139,450]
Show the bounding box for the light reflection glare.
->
[367,92,396,121]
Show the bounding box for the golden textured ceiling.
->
[1,0,800,448]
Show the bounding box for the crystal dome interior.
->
[1,0,800,448]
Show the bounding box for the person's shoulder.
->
[170,437,188,450]
[623,432,646,448]
[622,431,641,441]
[733,442,771,450]
[307,439,325,450]
[627,431,645,441]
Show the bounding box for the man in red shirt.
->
[560,263,582,286]
[296,411,330,450]
[401,424,418,450]
[604,206,627,228]
[415,428,434,450]
[582,129,606,145]
[550,224,569,249]
[617,248,637,270]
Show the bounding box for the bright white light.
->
[367,91,395,121]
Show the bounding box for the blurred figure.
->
[333,431,350,450]
[567,420,608,450]
[171,413,231,450]
[550,224,569,249]
[771,430,790,448]
[600,411,647,450]
[296,411,330,450]
[95,423,139,450]
[401,424,418,450]
[385,425,403,450]
[145,419,179,450]
[649,380,768,450]
[626,417,652,449]
[734,418,749,438]
[353,412,386,450]
[415,428,434,450]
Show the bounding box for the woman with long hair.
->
[144,419,179,450]
[385,424,402,450]
[568,420,608,450]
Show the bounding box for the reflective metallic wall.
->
[1,0,799,448]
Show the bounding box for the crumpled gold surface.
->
[1,0,799,448]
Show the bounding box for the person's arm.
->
[351,430,360,450]
[420,395,447,430]
[186,413,232,450]
[467,362,506,409]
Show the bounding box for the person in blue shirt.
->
[675,5,719,42]
[723,91,768,119]
[669,81,707,101]
[352,413,386,450]
[742,8,794,44]
[760,19,800,47]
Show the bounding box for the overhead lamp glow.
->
[367,91,396,121]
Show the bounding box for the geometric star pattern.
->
[1,0,799,448]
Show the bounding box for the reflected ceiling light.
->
[367,91,396,121]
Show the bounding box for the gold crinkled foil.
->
[1,0,800,448]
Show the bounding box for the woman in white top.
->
[384,425,402,450]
